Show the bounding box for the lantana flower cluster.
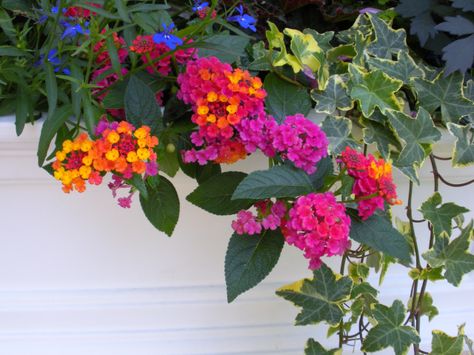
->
[339,147,401,220]
[232,200,287,235]
[52,121,159,207]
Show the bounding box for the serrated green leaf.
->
[305,339,341,355]
[362,118,401,159]
[232,165,313,200]
[276,263,353,325]
[436,15,474,36]
[420,192,469,238]
[349,211,412,264]
[197,34,249,63]
[431,330,464,355]
[367,15,408,59]
[367,51,424,85]
[321,116,357,154]
[311,75,353,115]
[140,176,179,236]
[387,107,441,167]
[447,123,474,167]
[225,230,284,302]
[423,220,474,286]
[362,300,420,355]
[187,172,253,215]
[264,73,311,123]
[350,70,403,117]
[414,71,474,123]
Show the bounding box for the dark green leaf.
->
[367,15,408,58]
[367,51,424,85]
[321,116,357,154]
[311,75,352,115]
[129,174,148,200]
[45,63,58,118]
[431,329,464,355]
[447,123,474,166]
[276,263,353,325]
[411,12,439,46]
[225,230,284,302]
[187,172,253,215]
[362,118,401,159]
[140,176,179,236]
[305,339,341,355]
[441,34,474,76]
[309,156,333,190]
[264,73,311,123]
[0,46,30,57]
[197,34,249,63]
[232,165,313,200]
[436,16,474,36]
[195,163,221,184]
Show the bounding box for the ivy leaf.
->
[387,108,441,167]
[187,172,253,215]
[225,230,284,302]
[311,75,353,115]
[362,118,401,159]
[366,51,424,85]
[304,28,334,52]
[419,192,469,237]
[350,70,403,117]
[232,165,313,200]
[367,15,408,59]
[414,72,474,123]
[321,116,358,154]
[283,28,322,73]
[408,292,439,321]
[264,72,311,123]
[362,300,420,355]
[423,220,474,286]
[140,176,179,236]
[441,34,474,76]
[447,123,474,167]
[436,15,474,36]
[349,211,412,264]
[276,263,353,325]
[305,339,342,355]
[431,330,464,355]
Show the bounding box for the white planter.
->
[0,116,473,354]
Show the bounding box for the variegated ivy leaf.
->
[276,263,353,325]
[431,329,464,355]
[448,123,474,167]
[305,339,341,355]
[366,51,424,85]
[465,79,474,101]
[419,192,469,238]
[367,15,408,59]
[387,108,441,167]
[248,42,274,71]
[284,28,322,73]
[311,75,352,115]
[414,71,474,123]
[407,292,439,321]
[303,28,334,52]
[266,21,297,71]
[362,118,401,159]
[422,220,474,286]
[362,300,420,355]
[321,116,358,154]
[337,14,373,43]
[393,160,420,184]
[350,69,403,117]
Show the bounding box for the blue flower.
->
[60,20,90,40]
[152,22,183,50]
[227,5,256,32]
[192,1,209,12]
[35,49,70,75]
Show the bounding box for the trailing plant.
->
[1,1,473,354]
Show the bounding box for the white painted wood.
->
[0,116,473,354]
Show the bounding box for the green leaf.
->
[422,220,474,286]
[408,292,438,321]
[45,63,58,118]
[367,51,424,85]
[414,71,474,123]
[0,46,31,57]
[37,105,73,166]
[311,75,353,115]
[321,116,357,154]
[350,70,403,117]
[348,263,370,282]
[157,150,179,178]
[431,330,464,355]
[419,192,469,237]
[140,176,179,236]
[225,229,284,302]
[276,263,353,325]
[124,75,163,133]
[264,73,311,123]
[129,174,148,200]
[0,8,17,44]
[187,172,253,215]
[305,339,341,355]
[197,34,249,63]
[447,123,474,167]
[387,107,441,167]
[309,156,334,190]
[303,29,334,52]
[232,165,313,200]
[283,28,322,73]
[349,211,412,264]
[362,118,401,159]
[195,163,221,184]
[15,84,32,136]
[367,15,408,59]
[362,300,420,355]
[105,34,123,77]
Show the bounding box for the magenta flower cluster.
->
[231,200,287,235]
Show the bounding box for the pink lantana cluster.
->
[231,200,287,235]
[339,147,401,220]
[283,192,351,270]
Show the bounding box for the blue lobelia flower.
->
[227,5,256,32]
[192,0,209,12]
[152,22,183,50]
[35,49,70,75]
[60,20,90,40]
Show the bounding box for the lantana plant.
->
[1,1,474,354]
